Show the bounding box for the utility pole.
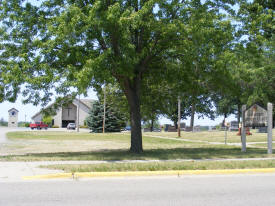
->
[178,96,181,137]
[224,119,228,144]
[77,94,80,132]
[267,103,273,154]
[103,84,106,133]
[241,105,246,152]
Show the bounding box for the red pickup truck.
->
[30,122,48,130]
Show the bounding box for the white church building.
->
[31,99,94,128]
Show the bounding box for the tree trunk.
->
[190,102,195,132]
[123,78,143,153]
[150,118,154,132]
[174,120,178,129]
[223,113,227,127]
[237,104,241,124]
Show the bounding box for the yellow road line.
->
[23,168,275,180]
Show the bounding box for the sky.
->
[0,88,236,125]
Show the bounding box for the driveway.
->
[0,127,14,144]
[0,127,31,144]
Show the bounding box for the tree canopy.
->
[1,0,273,153]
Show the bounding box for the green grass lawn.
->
[6,131,202,149]
[250,143,275,148]
[1,131,274,162]
[6,131,129,141]
[1,145,275,161]
[42,159,275,173]
[144,129,275,143]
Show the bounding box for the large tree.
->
[164,0,235,129]
[0,0,186,153]
[236,0,274,107]
[0,0,237,153]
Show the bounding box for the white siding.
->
[8,109,19,127]
[53,109,62,128]
[32,99,93,128]
[62,104,77,121]
[32,114,42,123]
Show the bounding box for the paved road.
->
[1,174,275,206]
[0,127,31,144]
[0,127,12,143]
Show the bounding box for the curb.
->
[22,168,275,180]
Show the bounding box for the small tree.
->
[0,117,8,127]
[42,116,52,127]
[87,101,126,133]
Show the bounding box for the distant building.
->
[8,108,19,127]
[31,99,94,128]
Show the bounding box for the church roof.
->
[8,108,19,112]
[79,99,94,109]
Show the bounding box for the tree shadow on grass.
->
[0,147,273,161]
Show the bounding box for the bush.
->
[80,125,88,128]
[52,125,59,128]
[42,115,52,127]
[25,123,30,127]
[216,125,221,130]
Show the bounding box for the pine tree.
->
[87,101,126,133]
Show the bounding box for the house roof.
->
[246,104,267,112]
[8,108,19,112]
[31,99,95,119]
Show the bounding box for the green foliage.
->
[18,122,29,127]
[0,118,8,126]
[1,0,256,152]
[87,101,126,133]
[80,125,88,129]
[97,84,129,121]
[143,120,160,130]
[42,116,52,126]
[214,94,238,118]
[236,0,275,106]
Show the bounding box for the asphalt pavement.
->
[1,174,275,206]
[0,126,14,143]
[0,126,33,144]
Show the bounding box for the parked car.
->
[67,123,76,130]
[153,128,161,132]
[30,122,48,130]
[121,126,131,131]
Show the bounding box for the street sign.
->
[245,104,267,127]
